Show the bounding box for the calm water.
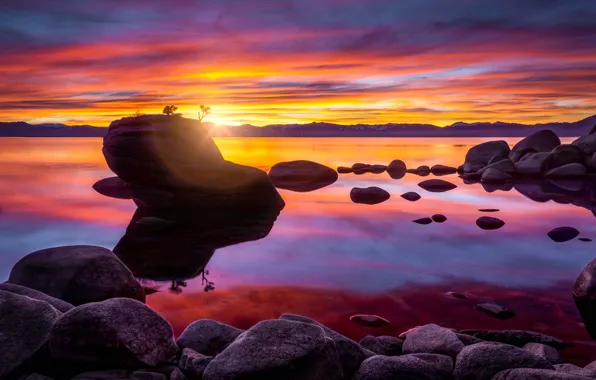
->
[1,137,595,363]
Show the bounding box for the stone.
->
[352,354,452,380]
[463,161,486,173]
[432,214,447,223]
[543,144,584,171]
[403,323,464,358]
[573,258,596,339]
[8,245,145,306]
[510,148,536,163]
[92,177,133,199]
[554,363,586,376]
[579,238,592,242]
[545,163,587,177]
[367,164,387,174]
[177,319,243,356]
[280,313,368,377]
[19,374,54,380]
[49,298,177,367]
[401,192,421,201]
[478,159,517,175]
[202,319,342,380]
[475,303,516,319]
[350,187,390,205]
[169,368,186,380]
[493,368,589,379]
[512,130,561,156]
[178,348,212,378]
[523,343,562,364]
[431,165,458,175]
[548,226,580,242]
[465,140,511,167]
[413,217,433,225]
[573,133,596,157]
[352,163,369,171]
[456,333,485,346]
[337,166,352,174]
[515,152,551,176]
[359,336,404,356]
[476,216,505,230]
[458,330,571,349]
[418,179,457,192]
[0,291,61,379]
[0,283,73,312]
[445,291,467,300]
[482,182,514,193]
[71,370,133,380]
[417,165,431,172]
[479,208,499,212]
[269,160,338,192]
[387,160,407,179]
[349,314,390,327]
[453,342,554,380]
[132,371,167,380]
[481,168,512,183]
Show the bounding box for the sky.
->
[1,0,596,127]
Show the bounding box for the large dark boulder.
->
[359,335,403,356]
[350,187,390,205]
[0,291,61,378]
[49,298,177,367]
[511,130,561,158]
[202,319,342,380]
[8,245,145,306]
[465,140,510,167]
[481,168,512,184]
[269,160,338,192]
[387,160,407,179]
[544,163,587,178]
[573,133,596,157]
[177,320,243,356]
[574,258,596,339]
[403,323,464,358]
[515,152,550,177]
[352,354,452,380]
[0,283,73,312]
[543,144,584,171]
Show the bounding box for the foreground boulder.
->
[464,141,510,171]
[8,245,145,306]
[481,168,512,184]
[418,179,457,192]
[493,368,588,379]
[387,160,407,179]
[0,291,61,378]
[543,144,584,171]
[177,319,243,356]
[403,324,464,358]
[522,343,562,364]
[203,319,342,380]
[0,283,73,312]
[359,336,404,356]
[353,354,452,380]
[510,130,561,159]
[515,152,550,177]
[350,187,390,205]
[269,160,338,192]
[545,163,587,178]
[459,330,571,349]
[573,133,596,157]
[50,298,177,367]
[573,258,596,339]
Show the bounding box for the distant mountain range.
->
[1,114,595,138]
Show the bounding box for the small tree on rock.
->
[198,105,211,122]
[162,105,178,116]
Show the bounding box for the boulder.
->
[359,336,403,356]
[456,333,485,346]
[463,161,486,173]
[366,164,388,174]
[554,363,587,376]
[413,217,433,225]
[352,163,369,171]
[573,258,596,339]
[476,217,505,230]
[511,130,561,157]
[482,181,514,193]
[71,370,133,380]
[431,214,447,223]
[92,177,133,199]
[458,330,571,349]
[545,163,587,178]
[522,343,562,364]
[20,374,55,380]
[178,348,212,379]
[169,368,186,380]
[431,165,457,176]
[515,152,550,177]
[465,140,511,167]
[543,144,584,171]
[337,166,352,174]
[481,168,512,183]
[280,313,368,377]
[202,319,342,380]
[403,323,464,358]
[0,283,73,312]
[478,159,517,175]
[547,226,580,242]
[573,133,596,157]
[475,303,516,319]
[387,160,407,179]
[510,148,536,163]
[132,371,167,380]
[352,354,452,380]
[454,342,554,380]
[418,179,457,192]
[177,319,243,356]
[8,245,145,306]
[269,160,338,192]
[401,192,421,202]
[349,314,390,327]
[493,368,588,379]
[49,298,177,367]
[350,187,390,205]
[0,291,61,378]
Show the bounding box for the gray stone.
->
[202,319,342,380]
[8,245,145,306]
[465,140,511,167]
[573,133,596,157]
[403,323,464,358]
[493,368,589,379]
[481,168,512,183]
[350,187,390,205]
[418,179,457,192]
[359,335,403,356]
[555,363,585,375]
[269,160,338,192]
[545,163,587,178]
[50,298,177,367]
[178,348,212,378]
[352,354,452,380]
[0,283,73,312]
[475,303,516,319]
[0,291,60,379]
[458,330,571,349]
[523,343,562,364]
[515,152,550,176]
[280,313,367,377]
[454,342,554,380]
[177,319,243,356]
[543,144,584,171]
[456,333,485,346]
[169,369,186,380]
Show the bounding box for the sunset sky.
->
[1,0,595,127]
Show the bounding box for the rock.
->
[545,163,587,178]
[457,165,464,174]
[476,216,505,230]
[92,177,133,199]
[132,371,167,380]
[8,245,145,306]
[523,343,562,364]
[269,160,338,192]
[461,171,481,181]
[359,336,403,356]
[573,133,596,157]
[177,319,243,356]
[352,354,452,380]
[456,333,485,346]
[367,164,388,174]
[478,159,517,175]
[493,368,588,379]
[431,165,458,175]
[579,238,592,242]
[413,217,433,225]
[463,161,486,173]
[337,166,352,174]
[0,291,61,379]
[554,363,587,376]
[401,192,421,201]
[417,165,431,172]
[510,148,536,163]
[515,152,550,176]
[573,258,596,339]
[445,291,467,300]
[403,323,464,358]
[49,298,177,367]
[543,144,584,171]
[202,319,342,380]
[280,313,368,377]
[475,303,516,319]
[547,226,580,242]
[19,374,54,380]
[387,160,407,179]
[169,368,186,380]
[479,208,499,212]
[458,330,571,349]
[514,182,552,203]
[178,348,212,378]
[350,187,390,205]
[418,179,457,192]
[512,130,561,156]
[352,163,369,171]
[406,353,454,375]
[465,140,511,167]
[0,283,73,312]
[71,370,132,379]
[481,168,512,183]
[349,314,390,327]
[454,342,554,380]
[482,181,514,193]
[432,214,447,223]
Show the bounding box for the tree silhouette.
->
[198,105,211,122]
[162,105,178,116]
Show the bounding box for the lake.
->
[1,137,595,364]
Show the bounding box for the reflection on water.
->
[1,137,596,364]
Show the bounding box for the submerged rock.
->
[367,164,388,174]
[479,208,500,212]
[579,237,592,242]
[418,179,457,192]
[269,160,338,192]
[475,303,516,319]
[445,291,467,300]
[493,368,586,380]
[0,283,73,313]
[387,160,407,179]
[476,216,505,230]
[413,217,433,225]
[359,336,404,356]
[353,354,452,380]
[548,226,580,242]
[349,314,390,327]
[177,320,243,356]
[350,187,390,205]
[401,192,421,201]
[431,214,447,223]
